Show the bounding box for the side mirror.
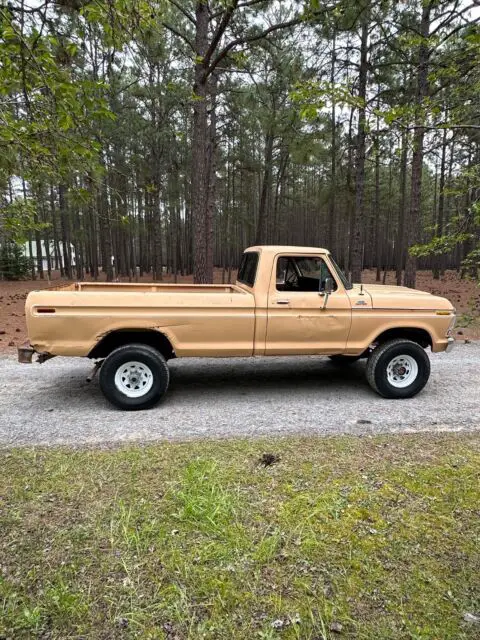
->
[324,277,334,294]
[320,276,334,310]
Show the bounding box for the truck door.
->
[265,254,351,355]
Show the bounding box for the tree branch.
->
[204,0,239,67]
[434,18,473,49]
[395,120,480,132]
[207,15,303,76]
[210,0,268,20]
[5,2,48,15]
[161,22,195,52]
[166,0,196,26]
[430,1,475,37]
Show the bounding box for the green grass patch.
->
[1,434,479,639]
[456,313,478,328]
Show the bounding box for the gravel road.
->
[0,343,479,448]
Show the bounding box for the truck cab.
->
[237,246,454,357]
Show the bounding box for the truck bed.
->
[56,282,243,294]
[25,280,255,358]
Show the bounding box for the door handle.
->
[276,299,290,305]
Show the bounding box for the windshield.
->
[330,257,353,290]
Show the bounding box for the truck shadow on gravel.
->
[36,358,372,410]
[166,357,370,399]
[15,358,375,415]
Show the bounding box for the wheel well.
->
[373,327,432,349]
[88,329,175,360]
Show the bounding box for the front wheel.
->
[366,339,430,399]
[99,343,170,410]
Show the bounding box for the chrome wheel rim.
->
[386,355,418,388]
[114,361,154,398]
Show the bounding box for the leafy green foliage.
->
[411,162,480,281]
[0,240,32,280]
[0,197,48,243]
[410,233,473,258]
[0,6,112,181]
[291,80,364,120]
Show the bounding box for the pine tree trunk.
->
[345,106,355,273]
[329,32,337,255]
[137,188,144,276]
[42,190,52,279]
[255,128,274,245]
[205,72,218,282]
[382,151,394,284]
[404,1,431,289]
[90,189,99,280]
[441,140,454,272]
[152,188,163,282]
[34,221,44,279]
[433,126,448,279]
[192,1,210,283]
[395,130,409,285]
[350,14,369,283]
[58,183,72,279]
[273,150,289,245]
[99,179,113,282]
[73,201,84,280]
[374,126,381,282]
[50,186,61,274]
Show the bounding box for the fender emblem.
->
[355,300,368,306]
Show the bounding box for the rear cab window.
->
[237,252,259,288]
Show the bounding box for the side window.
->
[276,256,336,292]
[237,252,259,287]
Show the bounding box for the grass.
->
[457,313,480,329]
[0,434,479,639]
[456,296,480,333]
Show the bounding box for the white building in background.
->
[22,240,76,273]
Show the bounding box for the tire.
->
[366,339,430,399]
[328,355,362,365]
[99,343,170,410]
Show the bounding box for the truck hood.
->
[351,283,454,310]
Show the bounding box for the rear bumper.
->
[18,344,55,364]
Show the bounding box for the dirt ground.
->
[1,268,478,354]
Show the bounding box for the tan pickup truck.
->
[20,245,455,410]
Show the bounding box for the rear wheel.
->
[366,339,430,399]
[99,343,169,410]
